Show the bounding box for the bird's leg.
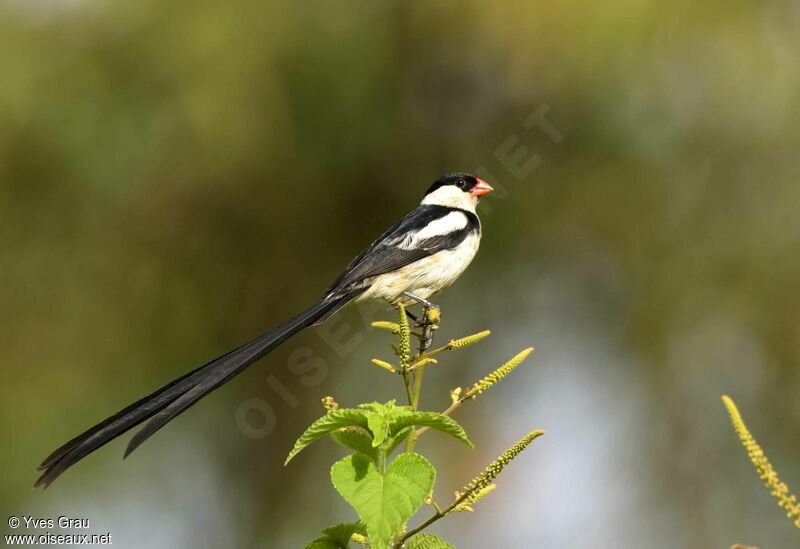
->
[402,291,437,313]
[402,291,440,354]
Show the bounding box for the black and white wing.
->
[325,205,480,296]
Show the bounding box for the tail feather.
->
[37,350,236,472]
[123,299,336,457]
[35,292,361,488]
[34,347,243,488]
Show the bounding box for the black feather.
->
[37,353,232,472]
[35,290,363,488]
[122,294,357,457]
[424,172,480,197]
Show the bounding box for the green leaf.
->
[368,413,390,447]
[391,412,473,449]
[331,429,378,463]
[386,426,414,455]
[406,533,456,549]
[358,401,412,447]
[331,453,436,549]
[286,409,369,464]
[321,523,361,546]
[304,522,363,549]
[359,402,387,414]
[360,400,410,417]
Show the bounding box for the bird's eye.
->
[457,179,466,188]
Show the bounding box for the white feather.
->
[392,211,469,250]
[421,185,478,211]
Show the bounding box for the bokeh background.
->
[2,1,799,547]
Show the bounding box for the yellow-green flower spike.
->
[397,304,411,370]
[463,347,534,400]
[427,307,441,325]
[455,430,544,510]
[722,395,800,529]
[321,396,339,411]
[447,330,491,351]
[452,484,497,512]
[408,357,438,372]
[350,533,369,546]
[372,321,401,334]
[371,358,398,374]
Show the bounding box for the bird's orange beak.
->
[470,179,494,197]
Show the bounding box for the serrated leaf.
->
[360,401,388,414]
[368,413,390,447]
[321,523,361,546]
[386,426,414,455]
[360,400,410,417]
[286,409,369,464]
[304,522,363,549]
[331,429,378,463]
[406,533,456,549]
[331,453,436,549]
[391,412,473,449]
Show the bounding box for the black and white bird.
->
[35,173,493,487]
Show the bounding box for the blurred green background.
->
[2,0,799,547]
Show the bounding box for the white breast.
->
[358,231,481,304]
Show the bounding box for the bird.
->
[35,172,494,488]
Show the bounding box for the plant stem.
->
[404,305,438,453]
[400,368,414,408]
[377,449,387,474]
[412,306,437,411]
[395,490,474,548]
[410,362,425,410]
[403,365,427,453]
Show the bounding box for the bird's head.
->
[421,173,494,211]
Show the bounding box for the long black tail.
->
[35,291,363,488]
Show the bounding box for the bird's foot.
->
[406,309,440,329]
[402,292,441,320]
